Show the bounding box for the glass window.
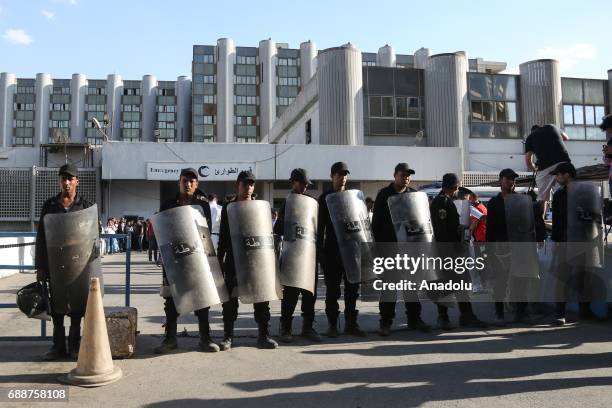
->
[565,125,585,139]
[469,74,493,100]
[396,97,407,118]
[584,105,595,125]
[369,96,381,117]
[493,76,516,100]
[380,96,394,117]
[470,123,495,138]
[561,78,583,104]
[573,105,584,125]
[563,105,574,125]
[586,126,605,141]
[583,80,606,105]
[595,106,606,123]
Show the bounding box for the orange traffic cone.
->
[62,277,122,387]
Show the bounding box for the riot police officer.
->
[218,170,278,350]
[372,163,431,335]
[317,162,366,337]
[429,173,487,330]
[276,168,322,343]
[35,164,93,360]
[154,168,219,353]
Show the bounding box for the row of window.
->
[16,86,35,94]
[277,97,295,106]
[194,75,216,84]
[49,120,69,128]
[156,121,175,129]
[194,115,215,125]
[193,54,215,63]
[237,55,257,65]
[368,96,421,120]
[277,77,300,86]
[53,87,70,95]
[234,116,258,125]
[122,104,141,112]
[277,57,299,66]
[15,103,34,111]
[50,103,70,111]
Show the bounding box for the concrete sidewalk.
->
[1,252,612,407]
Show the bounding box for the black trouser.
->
[322,255,359,321]
[281,280,317,324]
[492,254,529,317]
[163,297,210,332]
[554,256,592,318]
[437,289,475,318]
[148,237,158,262]
[379,300,422,326]
[51,313,83,329]
[222,297,270,325]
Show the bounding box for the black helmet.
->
[16,282,50,320]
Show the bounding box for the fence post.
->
[125,233,131,307]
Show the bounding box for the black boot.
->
[257,323,278,349]
[301,317,322,342]
[379,319,392,337]
[219,322,233,351]
[326,312,339,338]
[345,310,366,337]
[68,325,81,360]
[279,317,293,343]
[154,320,178,354]
[198,320,220,353]
[43,326,67,361]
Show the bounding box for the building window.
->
[369,96,394,118]
[561,78,607,140]
[469,73,519,138]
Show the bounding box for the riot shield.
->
[325,189,375,283]
[504,193,540,278]
[227,200,282,303]
[44,204,102,315]
[279,194,318,294]
[567,182,604,268]
[152,206,229,314]
[388,191,434,243]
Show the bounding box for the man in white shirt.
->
[208,194,222,250]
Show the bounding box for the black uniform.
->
[35,193,93,349]
[317,189,360,326]
[217,198,271,328]
[371,183,423,326]
[429,191,476,319]
[486,192,546,318]
[159,193,213,334]
[274,193,317,328]
[551,185,591,317]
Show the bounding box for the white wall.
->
[102,141,462,182]
[468,138,604,171]
[105,180,160,220]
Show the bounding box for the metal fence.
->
[462,171,532,187]
[0,232,131,342]
[0,167,99,222]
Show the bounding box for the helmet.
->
[16,282,51,320]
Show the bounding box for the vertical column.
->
[176,76,192,142]
[317,43,364,145]
[106,74,123,141]
[34,73,52,145]
[414,47,431,69]
[519,59,562,131]
[259,39,277,141]
[141,75,156,142]
[424,52,469,171]
[217,38,235,143]
[70,73,87,143]
[300,40,317,86]
[377,44,396,67]
[0,73,17,148]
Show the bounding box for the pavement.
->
[1,251,612,407]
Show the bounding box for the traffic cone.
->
[62,277,122,387]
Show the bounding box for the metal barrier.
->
[0,232,132,341]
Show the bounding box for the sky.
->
[0,0,610,80]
